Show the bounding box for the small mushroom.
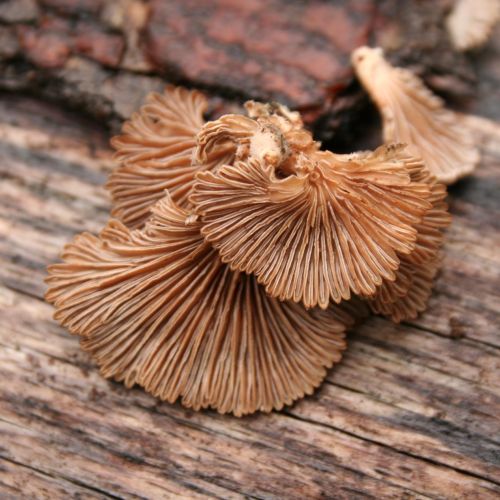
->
[108,85,235,228]
[446,0,500,51]
[351,46,480,184]
[45,194,351,416]
[191,144,433,309]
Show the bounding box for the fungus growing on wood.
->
[47,84,451,415]
[351,46,480,184]
[45,195,351,416]
[191,145,434,309]
[195,101,319,175]
[365,165,450,322]
[108,85,235,228]
[446,0,500,51]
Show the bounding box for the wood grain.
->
[0,92,499,498]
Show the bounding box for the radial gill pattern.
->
[191,144,433,309]
[108,86,234,228]
[366,165,450,322]
[352,46,479,184]
[45,195,351,416]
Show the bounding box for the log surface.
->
[0,100,499,500]
[1,4,500,500]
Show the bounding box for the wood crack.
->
[283,411,500,489]
[0,455,122,499]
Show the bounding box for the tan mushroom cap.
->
[351,46,480,184]
[191,144,433,309]
[108,85,235,228]
[368,257,442,323]
[367,166,450,322]
[45,195,351,416]
[446,0,500,51]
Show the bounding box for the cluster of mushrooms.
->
[46,47,479,416]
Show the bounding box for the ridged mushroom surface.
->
[366,165,450,322]
[352,46,479,184]
[196,106,319,174]
[108,86,235,228]
[45,195,351,416]
[368,257,442,323]
[191,144,433,309]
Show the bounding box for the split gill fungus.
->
[46,46,459,416]
[351,46,480,184]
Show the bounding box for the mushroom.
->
[191,144,434,309]
[108,87,318,228]
[366,162,450,321]
[47,84,452,414]
[368,258,442,323]
[195,103,319,174]
[108,85,235,228]
[351,46,480,184]
[45,194,351,416]
[446,0,500,51]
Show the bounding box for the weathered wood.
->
[0,82,499,499]
[1,7,500,494]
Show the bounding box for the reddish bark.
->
[145,0,375,107]
[0,0,479,137]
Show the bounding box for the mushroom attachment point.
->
[351,46,480,184]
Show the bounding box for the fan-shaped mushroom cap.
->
[368,257,442,323]
[367,166,450,322]
[446,0,500,51]
[108,86,234,228]
[45,195,351,416]
[191,144,433,309]
[351,46,480,184]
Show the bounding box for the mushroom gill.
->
[351,46,480,184]
[191,144,433,309]
[368,257,442,323]
[446,0,500,51]
[108,85,235,228]
[366,163,450,322]
[45,195,351,416]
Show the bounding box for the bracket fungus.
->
[352,46,480,184]
[191,146,433,309]
[108,86,235,228]
[46,80,450,415]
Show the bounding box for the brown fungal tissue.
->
[351,46,480,184]
[46,196,350,416]
[46,76,451,415]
